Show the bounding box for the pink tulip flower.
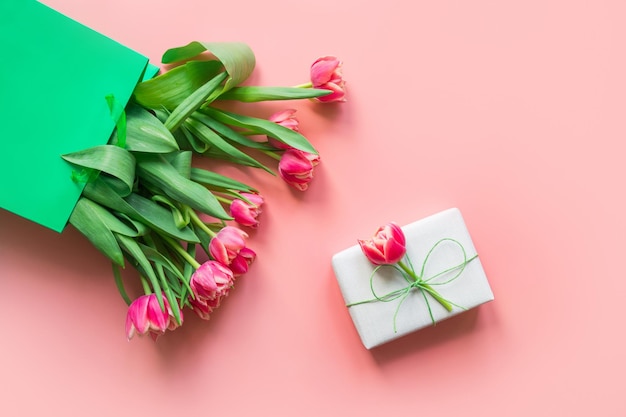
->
[269,109,299,131]
[229,246,256,276]
[230,192,264,228]
[209,226,257,276]
[358,222,407,265]
[190,260,235,301]
[125,294,180,341]
[278,148,320,191]
[189,261,235,320]
[267,109,299,150]
[310,56,346,103]
[190,296,222,321]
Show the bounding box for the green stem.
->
[398,260,415,279]
[161,234,201,269]
[140,275,152,295]
[112,263,132,305]
[398,260,453,312]
[186,208,217,238]
[292,82,313,88]
[216,195,233,205]
[420,285,453,312]
[262,150,282,161]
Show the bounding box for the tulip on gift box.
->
[332,208,494,349]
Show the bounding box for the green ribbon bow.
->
[347,238,478,333]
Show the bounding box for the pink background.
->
[1,0,625,415]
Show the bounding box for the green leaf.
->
[163,269,183,296]
[116,234,164,310]
[185,117,273,173]
[127,194,200,240]
[103,213,144,237]
[192,222,213,256]
[201,107,317,154]
[154,109,209,153]
[161,41,208,63]
[218,86,332,102]
[179,243,197,303]
[139,242,186,283]
[62,145,135,196]
[113,263,132,306]
[163,151,192,178]
[222,188,254,203]
[184,128,210,153]
[158,267,182,325]
[190,167,256,192]
[82,178,200,243]
[133,60,224,109]
[152,195,190,228]
[113,213,149,237]
[139,242,183,324]
[111,103,179,153]
[175,123,210,153]
[153,108,169,123]
[69,198,124,266]
[162,41,255,92]
[191,112,274,151]
[135,154,231,220]
[164,72,228,133]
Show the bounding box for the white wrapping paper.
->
[332,208,494,349]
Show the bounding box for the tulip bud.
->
[230,192,264,228]
[358,223,407,265]
[310,56,346,103]
[190,260,235,301]
[278,148,320,191]
[125,294,178,340]
[209,226,256,276]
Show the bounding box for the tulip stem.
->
[398,260,453,312]
[161,234,201,269]
[262,150,282,161]
[187,208,217,238]
[216,195,233,205]
[112,264,132,306]
[292,82,313,88]
[397,260,415,279]
[140,275,152,295]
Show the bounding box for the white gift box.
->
[332,208,494,349]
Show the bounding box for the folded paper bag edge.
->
[0,0,152,233]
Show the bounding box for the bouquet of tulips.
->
[62,41,346,340]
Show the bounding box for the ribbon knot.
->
[347,238,478,333]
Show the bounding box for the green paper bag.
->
[0,0,152,232]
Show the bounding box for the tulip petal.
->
[358,239,386,265]
[216,226,248,249]
[384,239,406,264]
[311,57,340,86]
[359,222,407,265]
[387,223,406,246]
[278,149,319,190]
[146,295,169,332]
[209,238,230,265]
[128,295,150,335]
[230,255,249,276]
[230,197,262,228]
[125,316,136,340]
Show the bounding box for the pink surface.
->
[1,0,625,415]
